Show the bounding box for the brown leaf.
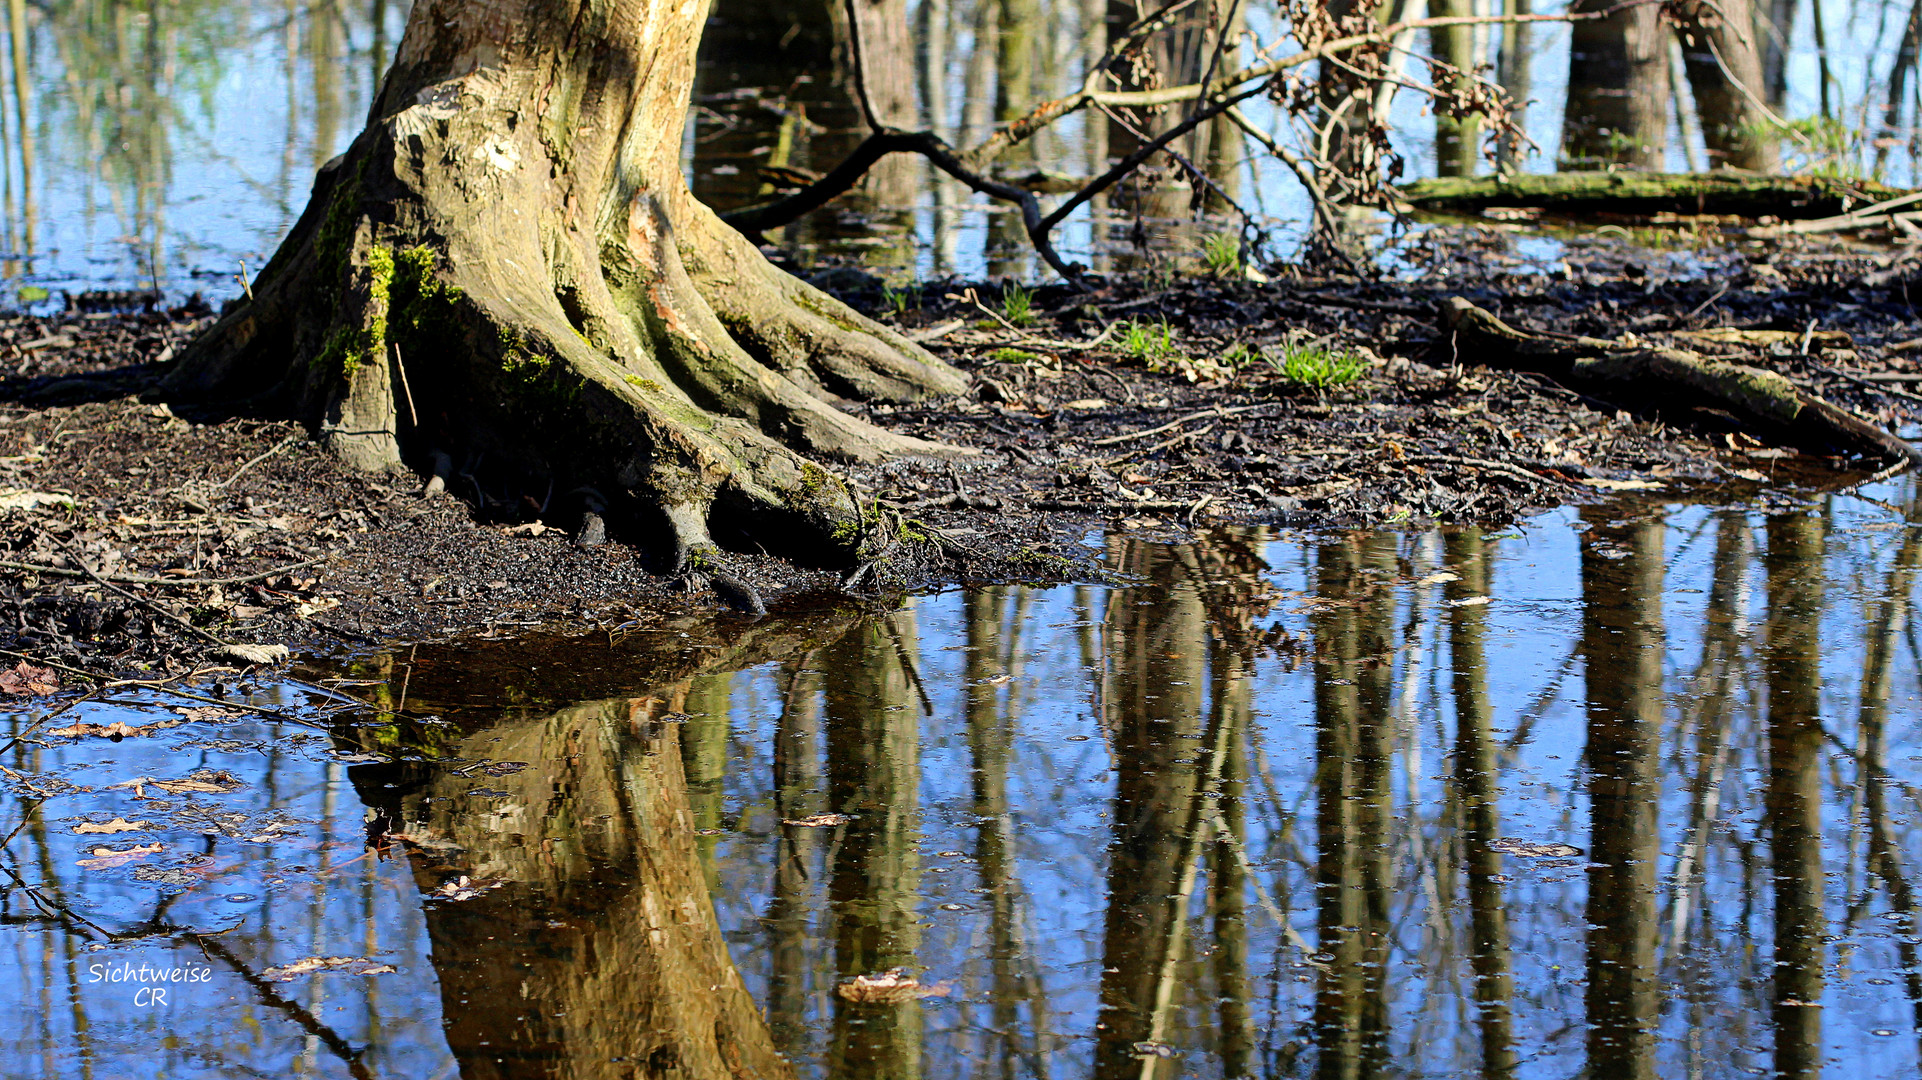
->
[74,817,150,834]
[782,813,852,828]
[835,968,951,1004]
[261,956,398,982]
[0,661,59,697]
[49,721,164,740]
[78,842,164,870]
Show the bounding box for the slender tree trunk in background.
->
[1561,0,1669,169]
[1757,0,1794,109]
[311,0,346,170]
[1877,0,1922,174]
[370,0,388,96]
[1496,0,1529,173]
[962,0,998,148]
[1579,509,1663,1080]
[1675,0,1779,171]
[6,0,32,254]
[1764,512,1825,1080]
[164,0,964,569]
[1431,0,1480,176]
[995,0,1038,163]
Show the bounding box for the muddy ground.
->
[0,227,1914,676]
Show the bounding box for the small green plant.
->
[1000,281,1036,327]
[881,283,918,316]
[1200,233,1241,276]
[1271,339,1365,389]
[1220,342,1263,369]
[1119,319,1179,364]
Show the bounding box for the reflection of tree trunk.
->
[767,662,825,1059]
[823,613,923,1080]
[682,672,732,888]
[311,0,346,170]
[6,0,33,255]
[1093,538,1208,1079]
[1309,535,1395,1080]
[1431,0,1481,177]
[966,588,1033,1080]
[1561,0,1669,169]
[1210,639,1255,1079]
[1757,0,1793,109]
[1764,513,1825,1080]
[1861,500,1922,1050]
[354,700,796,1080]
[1580,509,1663,1080]
[1675,0,1779,171]
[1446,528,1516,1077]
[1668,513,1749,944]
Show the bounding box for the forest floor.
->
[0,225,1915,678]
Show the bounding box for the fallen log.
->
[1441,298,1922,465]
[1398,173,1908,220]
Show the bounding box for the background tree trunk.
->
[1561,0,1669,169]
[163,0,965,569]
[1675,0,1780,172]
[1431,0,1481,177]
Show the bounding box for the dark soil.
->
[1,229,1914,675]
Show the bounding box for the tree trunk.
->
[1674,0,1780,172]
[162,0,967,569]
[1561,0,1669,169]
[1431,0,1481,177]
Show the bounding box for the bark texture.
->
[163,0,966,567]
[1561,0,1669,169]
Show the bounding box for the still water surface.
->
[5,487,1922,1077]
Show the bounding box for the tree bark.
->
[1561,0,1669,169]
[1430,0,1481,177]
[163,0,966,569]
[1674,0,1780,172]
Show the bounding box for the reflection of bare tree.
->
[358,702,795,1080]
[339,612,871,1079]
[1090,530,1273,1079]
[1308,534,1395,1080]
[766,659,826,1058]
[1859,497,1922,1051]
[1445,528,1516,1077]
[1580,508,1663,1080]
[1764,512,1826,1080]
[823,612,924,1080]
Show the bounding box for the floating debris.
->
[429,876,504,902]
[72,817,149,834]
[835,968,950,1004]
[77,843,164,870]
[783,813,852,828]
[1488,838,1583,858]
[261,956,398,982]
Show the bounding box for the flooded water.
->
[0,0,1885,300]
[9,481,1922,1077]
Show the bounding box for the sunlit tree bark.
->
[165,0,964,568]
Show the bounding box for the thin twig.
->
[392,343,420,429]
[47,534,231,647]
[0,557,326,587]
[217,434,301,489]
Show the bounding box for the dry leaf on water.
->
[78,843,164,869]
[49,719,176,739]
[430,875,504,902]
[261,956,398,982]
[0,662,59,697]
[73,817,150,834]
[109,769,244,799]
[782,813,852,828]
[835,968,951,1004]
[1488,837,1583,858]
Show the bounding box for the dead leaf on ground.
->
[782,813,852,828]
[261,956,398,982]
[0,662,59,697]
[78,842,164,869]
[1578,477,1664,491]
[74,817,150,834]
[836,968,951,1004]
